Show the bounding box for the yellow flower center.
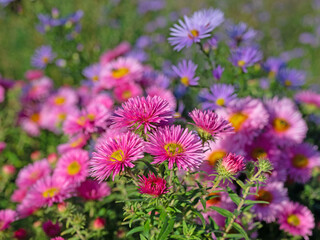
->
[284,80,292,87]
[30,113,40,123]
[92,75,99,81]
[216,98,225,106]
[164,143,184,156]
[42,56,49,64]
[273,118,290,132]
[77,116,86,126]
[207,150,226,167]
[229,112,248,132]
[54,96,66,106]
[110,149,124,162]
[292,154,309,168]
[111,67,129,78]
[268,71,276,78]
[188,29,199,39]
[67,161,81,175]
[29,170,40,180]
[180,76,189,86]
[206,192,221,207]
[237,60,246,67]
[256,189,273,204]
[42,187,59,198]
[58,113,66,121]
[70,137,83,148]
[251,147,267,160]
[87,113,96,121]
[122,90,132,100]
[287,214,300,227]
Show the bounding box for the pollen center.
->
[122,90,132,99]
[216,98,225,106]
[229,112,248,131]
[164,143,184,156]
[292,154,308,168]
[77,116,86,126]
[237,60,246,67]
[287,214,300,227]
[284,80,292,87]
[87,113,96,121]
[30,113,40,123]
[273,118,290,132]
[180,76,189,86]
[67,161,81,175]
[110,149,124,162]
[251,147,267,160]
[112,67,129,78]
[54,96,66,106]
[208,150,226,167]
[42,187,59,198]
[70,137,83,148]
[256,189,273,204]
[42,56,49,63]
[188,29,199,39]
[92,75,99,81]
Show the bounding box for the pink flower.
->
[278,201,314,239]
[92,217,106,230]
[0,209,16,231]
[220,153,245,174]
[0,85,4,103]
[25,69,44,81]
[138,173,169,197]
[11,188,28,203]
[42,220,60,238]
[147,125,204,171]
[112,96,173,134]
[146,86,177,110]
[90,132,145,181]
[57,133,89,154]
[100,41,131,65]
[295,90,320,109]
[77,179,111,201]
[114,82,142,102]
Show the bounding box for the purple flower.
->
[276,68,306,89]
[82,63,101,82]
[226,22,257,46]
[263,57,286,78]
[172,60,199,87]
[199,84,237,110]
[212,65,224,80]
[31,45,56,69]
[230,46,262,72]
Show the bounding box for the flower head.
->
[217,153,245,176]
[295,90,320,110]
[31,45,56,69]
[147,125,204,171]
[226,22,257,46]
[172,60,199,87]
[42,220,60,238]
[0,209,16,231]
[90,132,145,181]
[278,202,314,239]
[111,96,173,134]
[77,179,111,201]
[138,173,169,197]
[263,57,286,78]
[277,68,306,89]
[230,46,262,72]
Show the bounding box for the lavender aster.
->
[230,46,262,72]
[31,45,56,69]
[172,60,199,87]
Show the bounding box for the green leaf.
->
[244,200,269,205]
[126,226,144,237]
[158,218,175,240]
[224,233,245,239]
[232,222,249,240]
[227,187,241,205]
[193,211,206,229]
[140,234,148,240]
[210,206,233,218]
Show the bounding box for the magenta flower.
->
[138,173,169,197]
[147,125,204,171]
[278,201,314,239]
[112,96,173,134]
[42,220,60,238]
[0,209,16,231]
[146,86,177,110]
[90,132,145,181]
[220,153,245,174]
[77,179,111,201]
[189,109,234,139]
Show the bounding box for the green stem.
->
[211,176,222,191]
[74,227,86,240]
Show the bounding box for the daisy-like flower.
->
[0,209,16,231]
[112,96,173,134]
[21,76,53,102]
[77,179,111,201]
[286,143,320,183]
[230,46,262,72]
[199,84,237,110]
[146,86,177,110]
[57,133,89,154]
[82,63,101,83]
[264,97,307,145]
[226,22,257,46]
[11,188,28,203]
[217,153,245,176]
[172,60,199,87]
[295,90,320,110]
[278,201,314,239]
[189,109,234,140]
[24,175,74,207]
[147,125,204,171]
[138,173,170,197]
[249,182,288,223]
[216,97,269,147]
[54,149,89,185]
[100,41,131,65]
[277,68,306,89]
[90,132,145,181]
[16,159,51,189]
[31,45,56,69]
[48,87,78,109]
[190,8,224,31]
[263,57,286,78]
[100,57,143,89]
[113,82,142,102]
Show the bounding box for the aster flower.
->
[43,220,61,238]
[82,63,101,83]
[278,201,314,239]
[212,65,224,80]
[216,97,269,147]
[57,133,89,154]
[277,68,306,89]
[264,97,307,145]
[172,60,199,87]
[146,86,177,110]
[230,46,262,72]
[77,179,111,201]
[111,96,173,134]
[11,188,28,203]
[226,22,257,46]
[31,45,56,69]
[147,125,204,171]
[16,159,51,189]
[248,182,288,223]
[286,143,320,183]
[100,41,131,65]
[189,109,234,140]
[199,84,237,110]
[217,153,245,176]
[16,201,39,219]
[25,69,44,81]
[54,149,89,185]
[190,8,224,31]
[90,132,145,181]
[48,87,78,109]
[263,57,286,78]
[23,175,74,207]
[138,173,169,197]
[295,90,320,110]
[113,82,142,102]
[21,76,53,102]
[0,209,16,231]
[100,57,143,89]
